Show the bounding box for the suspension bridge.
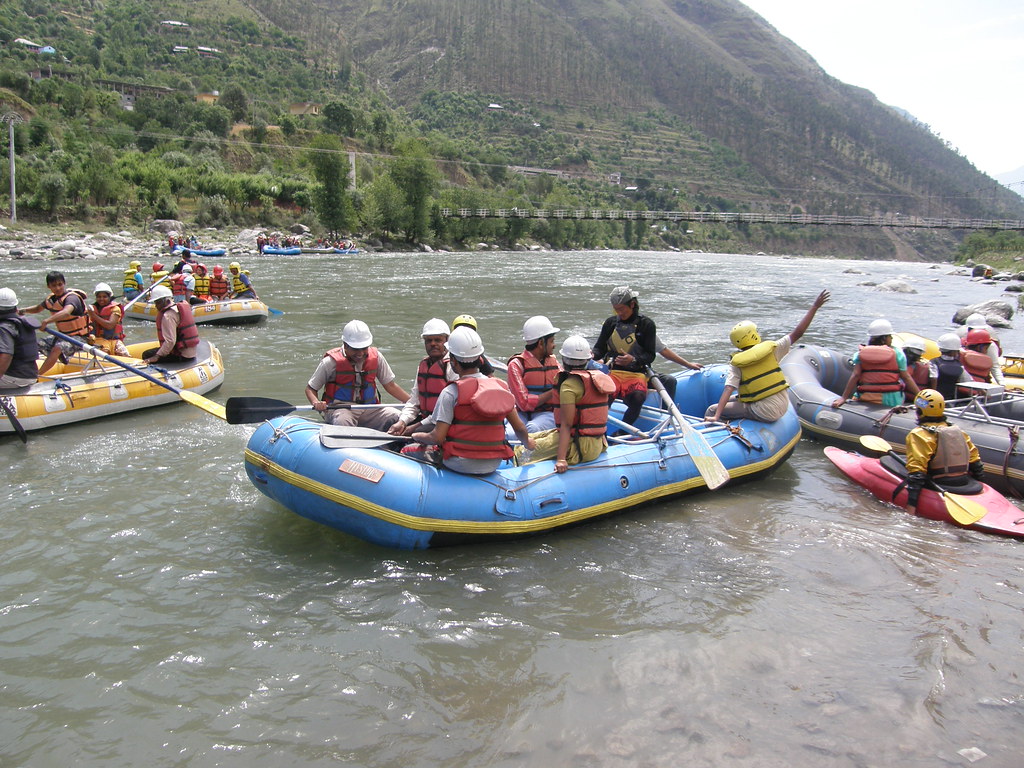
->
[439,208,1024,231]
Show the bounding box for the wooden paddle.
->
[42,328,227,421]
[319,425,414,449]
[225,396,391,424]
[0,396,27,443]
[122,274,170,312]
[858,435,988,525]
[646,367,730,488]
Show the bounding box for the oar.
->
[42,328,226,421]
[122,274,170,312]
[858,435,988,525]
[646,368,730,488]
[0,396,27,443]
[225,396,391,424]
[266,306,284,316]
[319,425,414,449]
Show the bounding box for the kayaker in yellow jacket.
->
[905,389,984,514]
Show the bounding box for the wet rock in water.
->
[971,263,992,277]
[842,267,865,274]
[857,281,878,287]
[874,280,916,294]
[1003,283,1024,293]
[953,300,1014,326]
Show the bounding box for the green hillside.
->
[1,0,1021,257]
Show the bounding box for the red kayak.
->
[824,446,1024,538]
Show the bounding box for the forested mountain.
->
[1,0,1021,257]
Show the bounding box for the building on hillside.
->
[289,102,322,117]
[196,46,220,58]
[196,91,220,104]
[487,103,504,110]
[172,46,189,54]
[13,38,43,52]
[160,20,190,31]
[94,79,175,111]
[39,46,56,55]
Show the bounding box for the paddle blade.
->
[319,424,412,449]
[179,390,227,421]
[942,491,989,526]
[0,398,27,443]
[225,396,295,424]
[267,306,284,316]
[859,434,894,454]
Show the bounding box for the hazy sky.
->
[740,0,1024,181]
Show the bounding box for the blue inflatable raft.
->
[243,366,802,549]
[260,245,302,256]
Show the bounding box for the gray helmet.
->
[609,286,639,305]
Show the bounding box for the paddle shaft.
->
[0,395,27,443]
[224,395,393,424]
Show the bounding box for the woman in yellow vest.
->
[707,289,829,423]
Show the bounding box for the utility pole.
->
[1,112,23,224]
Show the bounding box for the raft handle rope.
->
[1003,426,1022,499]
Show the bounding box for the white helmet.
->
[342,319,373,349]
[867,318,893,338]
[447,326,484,361]
[901,338,925,354]
[560,335,593,364]
[965,312,987,328]
[181,264,193,273]
[94,282,113,295]
[937,333,962,352]
[150,285,173,302]
[421,318,450,337]
[522,315,560,342]
[0,287,17,309]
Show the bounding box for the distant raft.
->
[125,298,268,325]
[0,341,224,434]
[243,366,802,550]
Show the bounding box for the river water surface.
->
[2,249,1023,767]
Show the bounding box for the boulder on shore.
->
[952,300,1014,328]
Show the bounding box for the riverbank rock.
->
[971,264,992,277]
[150,219,186,234]
[953,300,1014,327]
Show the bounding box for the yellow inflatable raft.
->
[0,341,224,434]
[126,299,268,325]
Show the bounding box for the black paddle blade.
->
[0,397,27,443]
[224,396,297,424]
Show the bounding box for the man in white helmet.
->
[87,283,129,356]
[412,326,534,474]
[141,285,201,364]
[506,315,562,434]
[0,288,40,389]
[389,318,459,437]
[930,333,973,401]
[305,319,409,431]
[833,317,920,408]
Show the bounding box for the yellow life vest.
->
[731,341,788,402]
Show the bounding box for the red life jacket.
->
[323,347,379,403]
[443,377,515,460]
[208,275,230,299]
[92,301,124,340]
[908,360,930,388]
[170,273,187,299]
[960,349,993,382]
[156,301,200,355]
[415,355,449,417]
[553,370,616,437]
[43,288,91,337]
[509,350,560,412]
[856,345,902,393]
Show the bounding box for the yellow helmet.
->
[229,261,241,270]
[914,389,945,419]
[452,313,478,330]
[729,321,761,349]
[129,260,141,269]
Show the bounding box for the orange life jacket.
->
[509,350,560,412]
[553,370,616,437]
[323,347,379,403]
[856,345,902,393]
[960,349,993,382]
[43,288,90,337]
[155,301,200,355]
[908,360,930,388]
[415,355,449,417]
[209,275,230,299]
[443,377,515,460]
[92,301,124,340]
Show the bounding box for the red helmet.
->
[196,263,207,275]
[213,265,224,276]
[152,261,164,271]
[964,329,992,346]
